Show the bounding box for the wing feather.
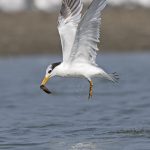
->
[58,0,83,62]
[69,0,107,65]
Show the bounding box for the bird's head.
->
[40,62,61,94]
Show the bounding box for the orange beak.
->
[40,75,51,94]
[41,76,50,86]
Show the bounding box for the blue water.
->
[0,53,150,150]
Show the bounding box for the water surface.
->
[0,53,150,150]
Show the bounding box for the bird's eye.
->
[48,70,51,74]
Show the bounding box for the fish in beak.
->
[40,76,51,94]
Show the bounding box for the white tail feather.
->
[101,72,119,82]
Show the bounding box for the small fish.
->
[40,85,51,94]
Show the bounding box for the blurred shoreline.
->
[0,7,150,56]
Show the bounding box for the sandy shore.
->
[0,7,150,56]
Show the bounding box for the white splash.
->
[71,142,96,150]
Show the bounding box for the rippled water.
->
[0,53,150,150]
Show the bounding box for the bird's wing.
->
[69,0,107,65]
[58,0,83,62]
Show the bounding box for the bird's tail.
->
[101,72,119,83]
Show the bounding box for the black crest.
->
[52,62,61,70]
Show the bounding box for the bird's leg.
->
[88,80,93,99]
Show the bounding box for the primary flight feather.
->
[58,0,83,62]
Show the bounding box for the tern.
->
[40,0,119,98]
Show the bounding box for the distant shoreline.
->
[0,7,150,56]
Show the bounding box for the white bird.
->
[40,0,119,99]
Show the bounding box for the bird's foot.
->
[88,80,93,99]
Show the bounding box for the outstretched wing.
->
[69,0,107,65]
[58,0,83,62]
